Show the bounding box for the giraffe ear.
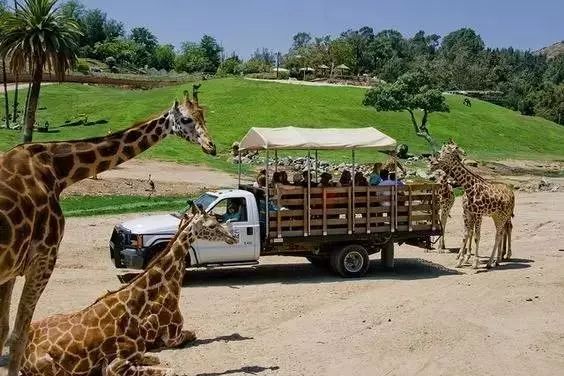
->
[173,100,179,110]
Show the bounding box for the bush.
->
[76,61,90,75]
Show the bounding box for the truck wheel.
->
[330,244,370,278]
[306,256,330,268]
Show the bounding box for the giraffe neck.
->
[445,161,485,192]
[25,112,171,191]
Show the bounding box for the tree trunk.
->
[2,59,9,129]
[12,75,19,123]
[23,62,43,143]
[407,109,438,152]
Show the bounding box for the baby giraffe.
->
[21,206,237,376]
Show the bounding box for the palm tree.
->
[0,0,81,142]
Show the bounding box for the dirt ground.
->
[3,190,563,376]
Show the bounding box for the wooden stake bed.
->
[256,184,440,240]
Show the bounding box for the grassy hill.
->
[1,78,562,171]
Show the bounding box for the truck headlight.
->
[131,234,144,249]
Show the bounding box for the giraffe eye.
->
[181,117,193,125]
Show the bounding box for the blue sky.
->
[85,0,563,57]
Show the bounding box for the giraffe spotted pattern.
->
[0,92,216,376]
[21,206,237,376]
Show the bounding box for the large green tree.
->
[199,34,222,73]
[0,0,9,129]
[0,0,81,142]
[151,44,176,71]
[363,70,449,150]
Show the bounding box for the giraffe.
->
[434,169,455,251]
[430,142,515,269]
[0,90,216,376]
[20,205,237,376]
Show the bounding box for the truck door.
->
[194,196,258,264]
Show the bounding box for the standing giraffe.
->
[434,169,455,251]
[20,205,237,376]
[430,142,514,269]
[0,90,216,375]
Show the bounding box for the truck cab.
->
[110,190,262,269]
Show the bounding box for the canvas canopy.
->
[239,127,397,151]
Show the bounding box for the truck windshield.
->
[175,193,218,217]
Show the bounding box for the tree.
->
[217,54,242,75]
[175,42,206,73]
[0,0,82,142]
[103,18,124,40]
[199,35,222,73]
[151,44,176,71]
[440,28,485,60]
[81,8,106,46]
[130,26,157,52]
[363,70,449,150]
[292,32,311,50]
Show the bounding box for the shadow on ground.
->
[192,365,280,376]
[119,258,464,287]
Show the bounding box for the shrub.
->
[76,61,90,75]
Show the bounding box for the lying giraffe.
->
[430,142,514,269]
[0,90,216,375]
[21,205,237,376]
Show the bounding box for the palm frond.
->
[0,0,82,80]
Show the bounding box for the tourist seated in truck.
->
[292,172,303,186]
[319,172,336,187]
[280,170,290,185]
[253,170,267,188]
[369,163,382,186]
[338,170,352,187]
[301,171,318,187]
[354,171,368,186]
[220,199,245,223]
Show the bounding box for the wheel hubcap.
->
[344,251,364,273]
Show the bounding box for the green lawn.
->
[61,195,189,217]
[1,78,563,170]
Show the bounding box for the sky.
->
[85,0,563,57]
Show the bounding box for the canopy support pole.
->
[351,149,355,235]
[274,150,278,173]
[237,151,242,187]
[306,150,311,237]
[265,149,270,239]
[315,150,318,183]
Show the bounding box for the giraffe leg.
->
[465,216,481,266]
[8,250,57,376]
[471,218,482,269]
[0,279,15,356]
[162,311,196,349]
[486,218,506,269]
[456,214,475,267]
[103,357,175,376]
[505,220,512,260]
[438,210,448,252]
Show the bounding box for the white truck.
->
[109,127,442,277]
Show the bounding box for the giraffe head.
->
[183,205,238,245]
[167,89,216,156]
[429,140,464,173]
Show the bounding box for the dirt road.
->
[4,192,564,376]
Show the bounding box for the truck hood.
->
[119,214,180,235]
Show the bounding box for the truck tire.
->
[306,256,330,268]
[330,244,370,278]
